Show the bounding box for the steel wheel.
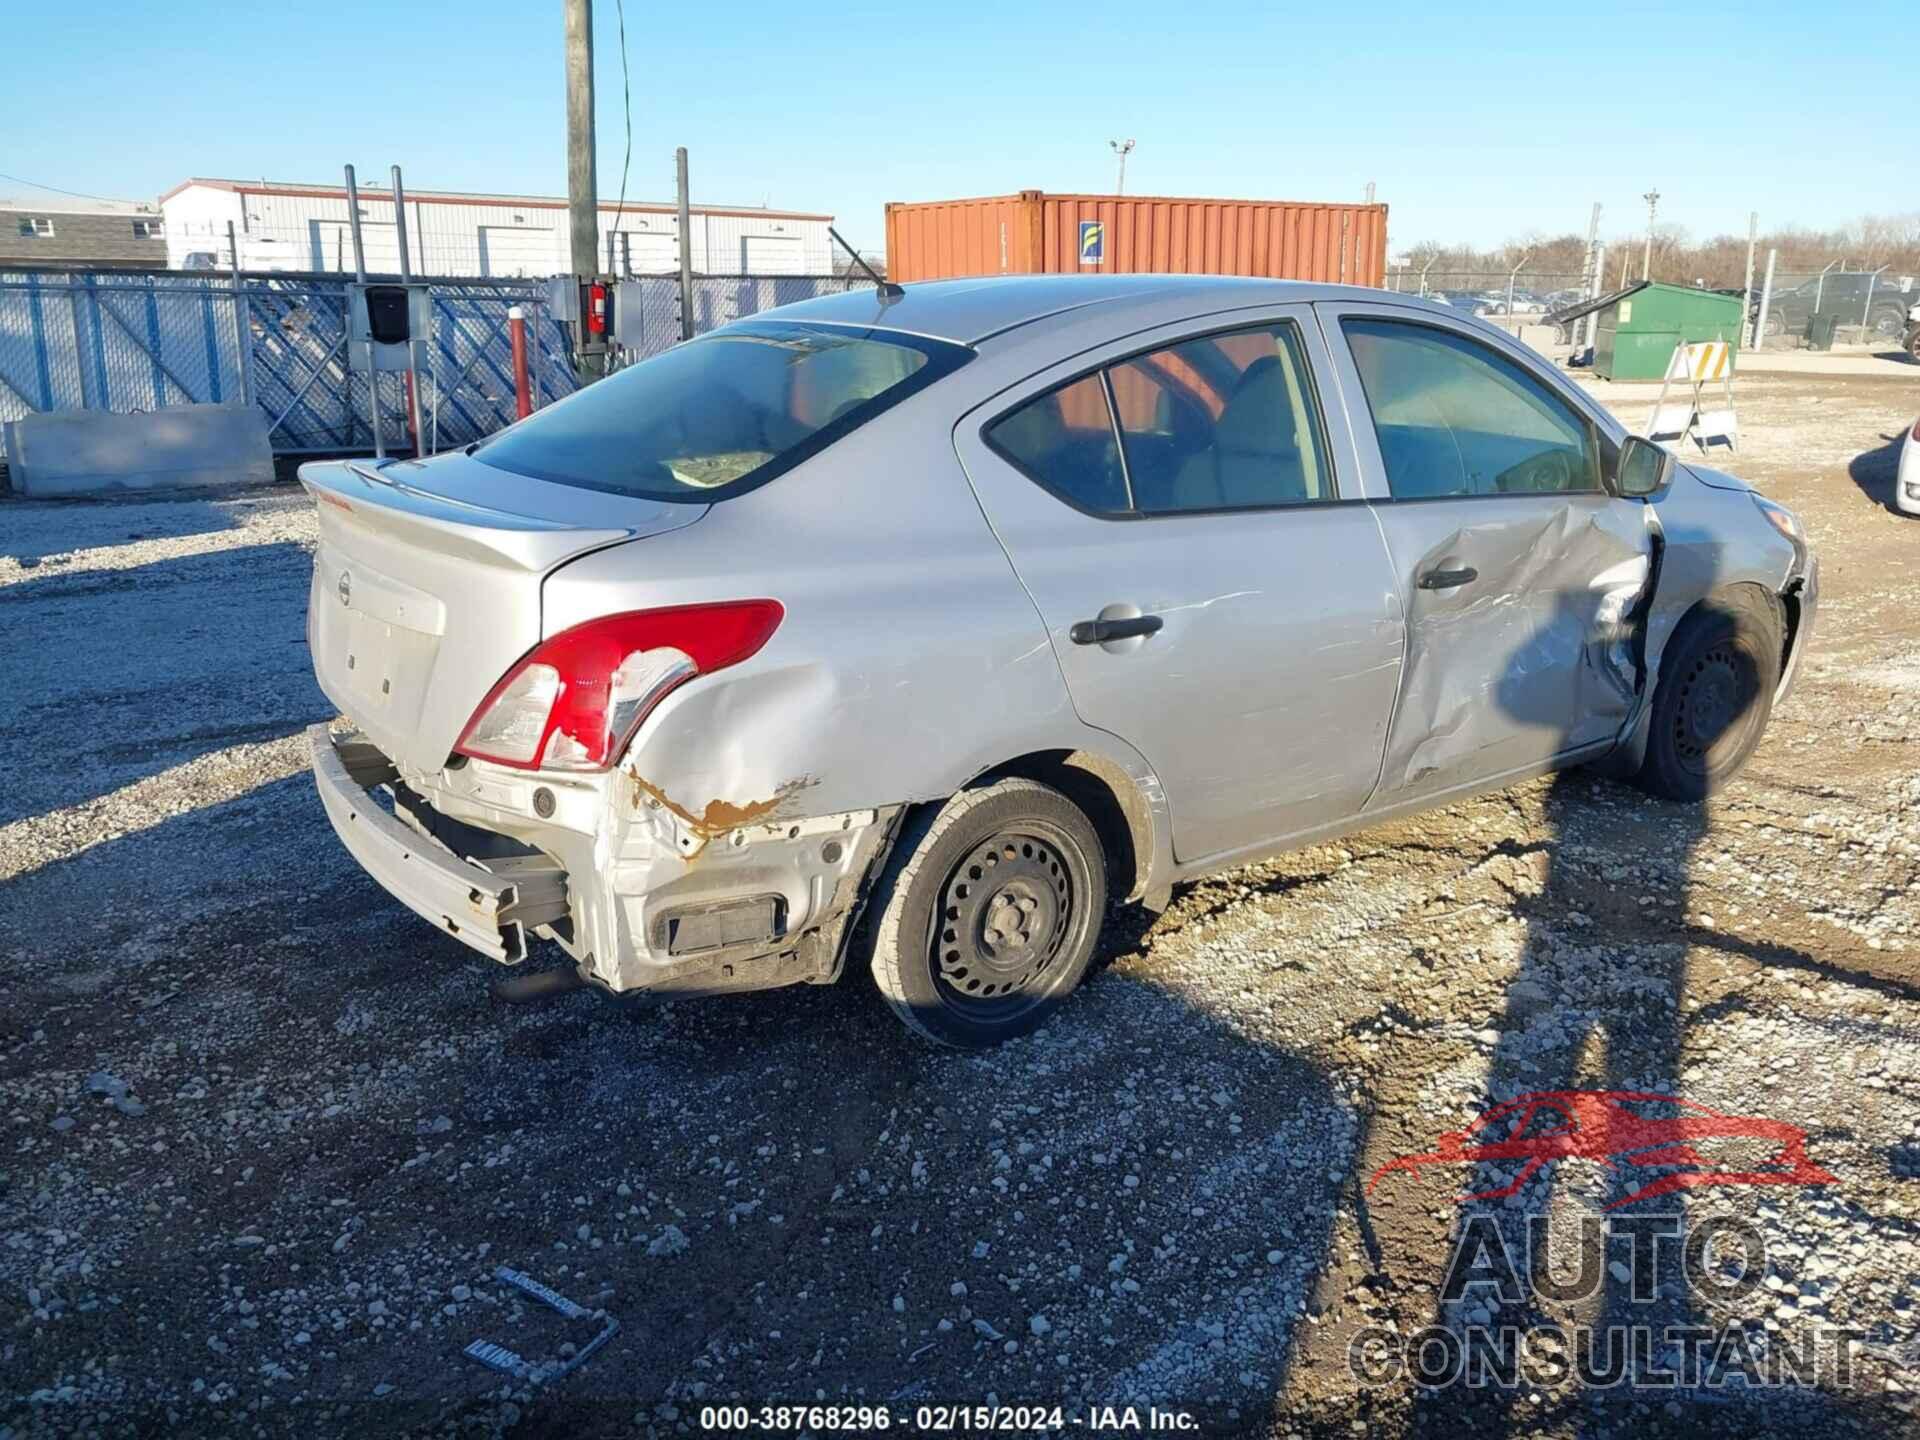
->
[1637,590,1781,802]
[1668,640,1762,779]
[868,778,1107,1048]
[931,829,1077,1020]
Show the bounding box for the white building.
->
[159,178,837,278]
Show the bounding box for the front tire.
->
[868,778,1106,1048]
[1636,590,1781,802]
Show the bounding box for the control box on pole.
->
[346,283,433,376]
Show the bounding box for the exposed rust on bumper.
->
[628,773,819,856]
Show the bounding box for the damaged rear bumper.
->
[309,725,901,997]
[309,725,568,963]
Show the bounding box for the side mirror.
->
[1614,436,1674,499]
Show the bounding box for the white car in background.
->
[1899,414,1920,516]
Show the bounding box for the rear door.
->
[1314,301,1656,805]
[954,307,1404,865]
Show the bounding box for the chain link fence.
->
[1382,269,1592,321]
[1749,265,1918,350]
[1,269,873,456]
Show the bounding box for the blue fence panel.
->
[1,269,872,457]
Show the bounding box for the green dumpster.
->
[1589,281,1745,381]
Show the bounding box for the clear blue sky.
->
[6,0,1911,257]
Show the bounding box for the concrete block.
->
[2,404,273,498]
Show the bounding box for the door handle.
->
[1417,566,1479,590]
[1070,613,1164,645]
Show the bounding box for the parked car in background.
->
[1904,300,1920,363]
[1757,271,1914,340]
[302,275,1817,1047]
[1898,413,1920,516]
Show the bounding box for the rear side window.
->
[986,321,1335,517]
[984,374,1127,513]
[1342,318,1600,498]
[1110,326,1330,512]
[475,321,970,501]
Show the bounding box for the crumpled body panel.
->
[1367,495,1655,802]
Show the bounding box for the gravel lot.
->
[4,369,1919,1437]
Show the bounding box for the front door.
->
[1315,304,1657,805]
[953,308,1405,865]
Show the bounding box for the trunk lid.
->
[301,452,706,774]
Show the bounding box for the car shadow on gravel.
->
[1393,575,1883,1435]
[0,539,327,826]
[1846,434,1907,516]
[4,765,1361,1434]
[0,496,238,564]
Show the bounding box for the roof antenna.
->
[830,225,903,299]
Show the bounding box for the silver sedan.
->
[302,276,1816,1047]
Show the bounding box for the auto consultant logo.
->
[1367,1089,1835,1209]
[1350,1090,1853,1395]
[337,570,352,607]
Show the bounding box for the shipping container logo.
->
[1078,220,1105,266]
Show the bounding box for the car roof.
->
[768,274,1408,346]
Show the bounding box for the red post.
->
[508,305,533,420]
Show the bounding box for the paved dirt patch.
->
[3,371,1919,1436]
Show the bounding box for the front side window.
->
[475,321,969,501]
[986,322,1334,516]
[1342,318,1601,498]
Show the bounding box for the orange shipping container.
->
[884,190,1387,287]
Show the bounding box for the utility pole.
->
[676,147,694,341]
[1581,201,1602,350]
[1109,139,1135,195]
[564,0,606,377]
[1640,188,1660,281]
[1740,210,1758,326]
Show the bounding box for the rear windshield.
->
[474,320,971,501]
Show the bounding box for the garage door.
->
[478,226,557,278]
[742,235,803,275]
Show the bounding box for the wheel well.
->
[968,750,1146,903]
[1670,582,1786,670]
[1778,579,1805,679]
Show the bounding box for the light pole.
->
[1641,188,1661,281]
[1109,139,1135,196]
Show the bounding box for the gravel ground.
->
[3,372,1918,1438]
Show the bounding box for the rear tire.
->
[868,779,1106,1048]
[1636,590,1780,802]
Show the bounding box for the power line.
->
[0,171,143,205]
[605,0,633,273]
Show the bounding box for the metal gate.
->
[1,268,874,456]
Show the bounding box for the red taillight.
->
[454,600,783,772]
[1911,415,1920,442]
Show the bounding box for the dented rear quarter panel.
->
[537,356,1173,870]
